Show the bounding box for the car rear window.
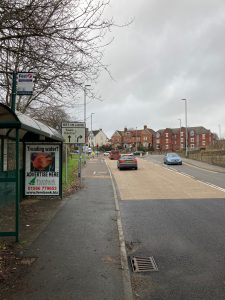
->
[121,155,135,160]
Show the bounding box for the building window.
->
[156,139,160,144]
[165,139,169,144]
[181,132,184,136]
[165,144,169,149]
[191,144,195,149]
[165,133,169,137]
[190,137,194,142]
[181,138,184,142]
[181,143,184,148]
[202,141,206,145]
[202,134,206,139]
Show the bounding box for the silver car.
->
[164,153,182,165]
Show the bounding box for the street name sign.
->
[62,122,85,144]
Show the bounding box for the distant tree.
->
[27,105,71,129]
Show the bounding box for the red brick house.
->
[155,126,214,151]
[111,125,154,151]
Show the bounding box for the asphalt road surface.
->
[107,157,225,300]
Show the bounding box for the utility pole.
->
[181,99,188,157]
[136,127,138,151]
[178,118,182,150]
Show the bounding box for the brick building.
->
[111,125,154,151]
[155,126,214,151]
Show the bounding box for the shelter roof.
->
[0,103,63,142]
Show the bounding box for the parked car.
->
[133,151,144,156]
[163,153,182,165]
[109,150,121,160]
[117,155,138,170]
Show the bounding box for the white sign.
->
[62,122,85,144]
[62,122,85,128]
[25,144,60,195]
[17,72,34,95]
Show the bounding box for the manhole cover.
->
[130,256,158,273]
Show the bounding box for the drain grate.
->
[130,256,158,273]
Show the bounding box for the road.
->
[144,154,225,190]
[107,156,225,300]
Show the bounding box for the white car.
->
[104,151,110,156]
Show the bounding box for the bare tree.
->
[27,105,72,129]
[0,0,116,114]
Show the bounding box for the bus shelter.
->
[0,103,64,241]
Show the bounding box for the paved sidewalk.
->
[8,157,131,300]
[182,157,225,173]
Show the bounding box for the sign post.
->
[62,122,86,182]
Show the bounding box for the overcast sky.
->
[76,0,225,139]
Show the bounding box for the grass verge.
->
[62,154,80,193]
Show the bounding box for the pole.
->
[11,71,17,112]
[84,85,91,164]
[84,84,91,123]
[181,99,188,157]
[136,127,138,151]
[65,144,68,183]
[178,118,181,150]
[15,128,20,242]
[91,113,93,132]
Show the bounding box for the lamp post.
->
[91,112,95,147]
[136,127,138,151]
[84,84,91,123]
[91,113,95,132]
[178,118,182,150]
[181,99,188,157]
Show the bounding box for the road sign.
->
[62,122,85,144]
[17,72,34,95]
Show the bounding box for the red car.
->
[109,150,121,160]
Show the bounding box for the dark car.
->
[109,150,121,160]
[117,154,138,170]
[133,151,144,156]
[164,153,182,165]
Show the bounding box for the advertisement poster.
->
[25,144,60,195]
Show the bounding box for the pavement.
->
[182,157,225,173]
[5,154,225,300]
[8,156,133,300]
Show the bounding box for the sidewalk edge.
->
[105,160,134,300]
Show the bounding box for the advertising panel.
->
[25,144,60,195]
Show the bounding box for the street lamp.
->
[91,112,95,147]
[181,99,188,157]
[91,113,95,132]
[136,127,138,151]
[178,118,182,150]
[84,84,91,123]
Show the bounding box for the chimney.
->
[144,125,147,130]
[124,127,127,132]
